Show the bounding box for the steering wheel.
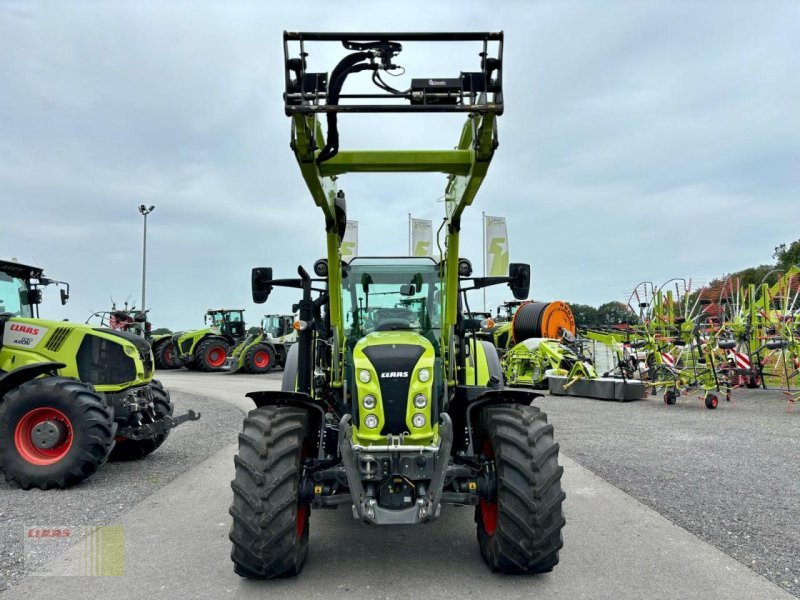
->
[375,318,413,331]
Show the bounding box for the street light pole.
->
[138,204,155,336]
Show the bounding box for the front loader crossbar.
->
[318,150,473,176]
[283,31,503,115]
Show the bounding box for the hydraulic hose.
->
[316,52,373,165]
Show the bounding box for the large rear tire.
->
[109,380,174,461]
[229,406,309,578]
[475,403,565,574]
[0,377,115,490]
[195,338,230,372]
[155,342,179,370]
[244,344,276,375]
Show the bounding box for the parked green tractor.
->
[157,309,246,371]
[229,32,565,578]
[225,314,296,374]
[0,259,200,489]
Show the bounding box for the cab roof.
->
[0,259,44,279]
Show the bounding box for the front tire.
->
[195,338,230,372]
[0,377,115,490]
[109,380,174,461]
[229,406,309,578]
[244,344,276,374]
[475,404,565,574]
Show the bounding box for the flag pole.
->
[408,213,411,255]
[482,211,487,312]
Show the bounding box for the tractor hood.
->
[96,327,152,357]
[351,331,437,444]
[0,317,153,390]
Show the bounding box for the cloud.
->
[1,0,799,328]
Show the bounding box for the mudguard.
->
[0,362,67,399]
[245,390,326,459]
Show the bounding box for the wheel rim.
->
[479,438,498,537]
[253,351,270,369]
[14,407,73,465]
[207,346,227,367]
[164,345,174,364]
[296,505,307,538]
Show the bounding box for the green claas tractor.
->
[157,309,246,371]
[224,314,296,374]
[0,259,200,489]
[229,32,565,578]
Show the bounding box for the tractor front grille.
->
[45,327,72,352]
[362,344,425,435]
[76,334,136,385]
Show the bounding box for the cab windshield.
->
[342,258,441,340]
[208,311,241,327]
[0,273,34,318]
[263,315,288,337]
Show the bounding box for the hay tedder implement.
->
[583,270,800,409]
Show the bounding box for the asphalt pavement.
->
[1,370,793,599]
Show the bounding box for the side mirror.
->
[252,267,274,304]
[334,191,347,241]
[400,284,416,297]
[60,288,69,305]
[508,263,530,300]
[361,273,373,294]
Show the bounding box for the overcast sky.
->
[1,1,798,330]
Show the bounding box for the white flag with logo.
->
[484,215,509,277]
[341,220,358,258]
[410,218,433,257]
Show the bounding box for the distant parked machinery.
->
[0,259,199,489]
[157,309,247,372]
[225,314,297,374]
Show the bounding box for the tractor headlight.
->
[413,394,427,408]
[412,413,427,428]
[364,414,379,429]
[359,369,372,383]
[417,368,430,383]
[362,395,377,410]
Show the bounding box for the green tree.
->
[596,301,637,325]
[773,239,800,271]
[570,303,599,326]
[151,327,172,335]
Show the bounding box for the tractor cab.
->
[0,259,69,319]
[262,314,295,340]
[206,309,246,339]
[496,300,524,322]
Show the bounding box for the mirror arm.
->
[459,275,512,291]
